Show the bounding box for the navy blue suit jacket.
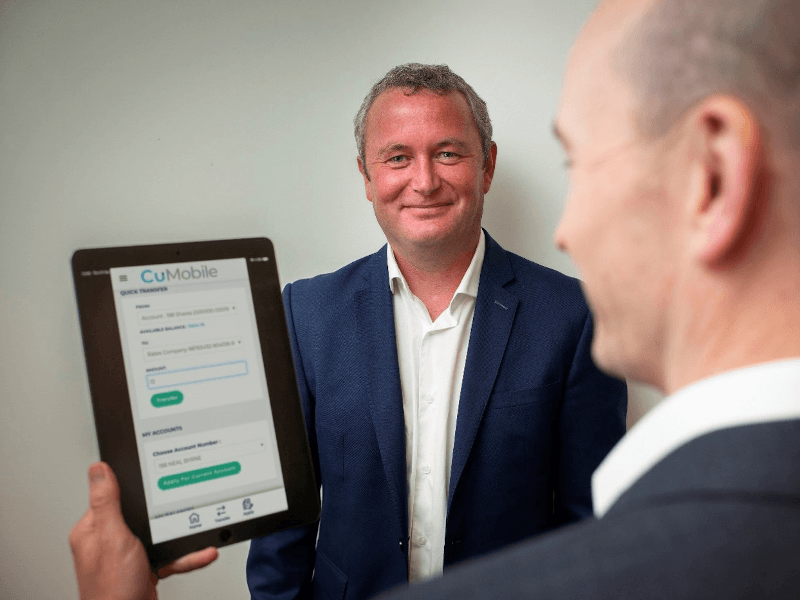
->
[247,232,627,600]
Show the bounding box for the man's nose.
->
[553,218,569,253]
[412,158,441,196]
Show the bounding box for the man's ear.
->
[357,156,373,202]
[688,96,763,265]
[483,142,498,194]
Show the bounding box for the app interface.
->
[110,258,287,544]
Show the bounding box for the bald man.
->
[70,0,800,597]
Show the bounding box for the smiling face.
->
[358,88,496,262]
[553,0,684,385]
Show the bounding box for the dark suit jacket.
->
[247,232,627,600]
[387,418,800,599]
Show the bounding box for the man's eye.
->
[437,151,459,161]
[387,155,407,164]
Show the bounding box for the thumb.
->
[88,462,123,518]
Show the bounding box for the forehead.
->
[556,0,649,150]
[364,88,480,150]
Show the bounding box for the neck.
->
[662,256,800,395]
[392,232,480,321]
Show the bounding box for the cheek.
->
[368,170,408,203]
[469,168,490,197]
[560,182,611,259]
[562,181,648,311]
[442,162,484,194]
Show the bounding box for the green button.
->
[151,391,183,408]
[158,461,241,490]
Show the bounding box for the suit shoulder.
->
[506,252,580,287]
[284,249,384,307]
[504,252,587,311]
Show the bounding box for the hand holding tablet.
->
[72,238,319,567]
[70,462,219,600]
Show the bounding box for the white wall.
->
[0,1,662,598]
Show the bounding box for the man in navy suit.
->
[66,64,626,600]
[245,64,626,599]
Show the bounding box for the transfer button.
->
[151,391,183,408]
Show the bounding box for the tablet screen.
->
[109,257,286,544]
[73,238,318,564]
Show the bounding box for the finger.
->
[157,547,219,578]
[88,462,122,518]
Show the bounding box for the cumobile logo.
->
[140,264,218,284]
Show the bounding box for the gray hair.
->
[354,63,493,174]
[618,0,800,145]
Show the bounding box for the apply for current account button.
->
[158,462,242,490]
[151,391,183,407]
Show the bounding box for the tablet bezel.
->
[72,237,319,567]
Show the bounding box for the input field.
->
[138,303,238,325]
[153,438,267,473]
[146,360,249,390]
[143,337,243,362]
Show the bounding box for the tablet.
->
[72,238,319,567]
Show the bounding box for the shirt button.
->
[419,537,427,546]
[425,396,434,405]
[422,466,431,475]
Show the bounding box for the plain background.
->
[0,1,663,598]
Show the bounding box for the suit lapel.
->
[448,233,518,510]
[355,247,408,537]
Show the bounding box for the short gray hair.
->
[354,63,493,173]
[619,0,800,145]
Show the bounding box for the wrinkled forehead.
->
[364,88,478,146]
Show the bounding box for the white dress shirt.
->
[387,231,486,582]
[592,358,800,517]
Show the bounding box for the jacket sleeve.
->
[553,310,627,525]
[246,283,321,600]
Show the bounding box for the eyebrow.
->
[376,138,472,157]
[434,138,471,152]
[377,143,411,156]
[552,122,570,150]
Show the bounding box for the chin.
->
[406,228,461,250]
[590,334,628,381]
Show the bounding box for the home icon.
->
[189,513,200,524]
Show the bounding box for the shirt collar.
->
[387,230,486,301]
[592,358,800,517]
